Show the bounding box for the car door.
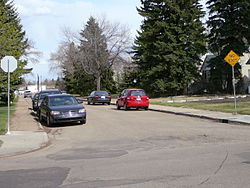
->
[40,97,48,118]
[120,90,128,107]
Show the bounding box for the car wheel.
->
[144,107,149,110]
[124,103,129,111]
[46,115,52,126]
[116,103,120,110]
[38,112,43,122]
[87,100,90,105]
[107,102,111,105]
[79,119,86,124]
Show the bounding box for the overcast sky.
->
[13,0,142,81]
[13,0,207,81]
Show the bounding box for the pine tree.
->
[133,0,206,96]
[78,17,111,91]
[0,0,29,103]
[207,0,250,93]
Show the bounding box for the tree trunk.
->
[96,75,101,90]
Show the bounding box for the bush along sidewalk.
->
[0,97,18,134]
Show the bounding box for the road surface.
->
[1,101,250,187]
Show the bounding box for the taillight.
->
[94,96,99,98]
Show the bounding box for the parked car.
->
[87,91,111,105]
[24,90,32,98]
[38,94,86,126]
[116,89,149,110]
[32,89,62,111]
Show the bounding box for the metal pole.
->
[232,66,237,115]
[7,60,11,134]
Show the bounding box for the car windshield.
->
[49,96,78,106]
[130,90,147,96]
[39,91,61,99]
[95,91,109,96]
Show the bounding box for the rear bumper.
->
[127,101,149,108]
[93,99,111,103]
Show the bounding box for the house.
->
[200,53,250,93]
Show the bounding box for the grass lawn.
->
[0,97,18,134]
[150,100,250,115]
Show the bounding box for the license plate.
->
[136,97,141,101]
[101,96,105,99]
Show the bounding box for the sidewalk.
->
[149,104,250,125]
[0,97,49,158]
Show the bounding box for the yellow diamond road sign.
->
[224,50,240,66]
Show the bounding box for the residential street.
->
[1,97,250,187]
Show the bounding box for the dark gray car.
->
[87,91,111,105]
[38,94,86,126]
[32,89,62,111]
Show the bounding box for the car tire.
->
[144,107,149,110]
[116,103,120,110]
[46,115,52,126]
[107,102,111,105]
[79,119,86,124]
[124,103,129,111]
[87,100,90,105]
[38,112,43,122]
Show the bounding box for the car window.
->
[39,91,61,99]
[43,97,48,105]
[121,90,126,97]
[95,91,109,96]
[49,96,78,106]
[130,90,147,96]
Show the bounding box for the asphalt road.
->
[1,103,250,187]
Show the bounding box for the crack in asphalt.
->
[199,151,229,185]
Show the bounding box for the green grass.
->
[0,97,18,134]
[151,101,250,115]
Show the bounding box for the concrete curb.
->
[148,108,250,126]
[111,102,250,126]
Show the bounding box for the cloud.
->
[13,0,141,80]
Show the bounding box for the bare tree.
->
[22,39,43,64]
[50,16,132,90]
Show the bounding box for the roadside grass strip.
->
[0,97,18,134]
[151,101,250,115]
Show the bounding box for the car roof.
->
[39,89,60,93]
[47,94,74,98]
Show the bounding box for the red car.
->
[116,89,149,110]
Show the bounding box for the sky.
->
[13,0,207,81]
[13,0,142,81]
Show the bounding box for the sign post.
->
[224,50,240,115]
[1,56,17,135]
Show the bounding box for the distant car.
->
[33,89,62,111]
[87,91,111,105]
[38,94,86,126]
[116,89,149,110]
[24,90,32,98]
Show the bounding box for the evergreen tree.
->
[133,0,206,96]
[0,0,29,103]
[79,17,111,91]
[207,0,250,93]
